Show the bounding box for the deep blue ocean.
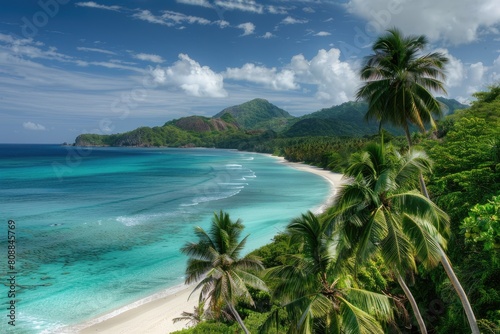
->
[0,144,330,333]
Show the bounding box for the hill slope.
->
[214,98,294,131]
[74,97,468,147]
[284,98,469,137]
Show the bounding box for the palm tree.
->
[357,28,480,333]
[357,27,447,198]
[181,211,268,334]
[328,141,449,333]
[356,27,448,147]
[172,299,208,327]
[261,211,393,333]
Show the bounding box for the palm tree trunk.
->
[418,173,430,199]
[404,129,480,334]
[228,303,250,334]
[396,273,427,334]
[437,247,480,334]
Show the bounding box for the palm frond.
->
[402,213,445,267]
[339,296,385,334]
[380,213,416,273]
[345,288,393,322]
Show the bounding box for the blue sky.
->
[1,0,500,143]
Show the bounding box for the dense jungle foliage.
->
[172,85,499,334]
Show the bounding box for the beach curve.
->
[72,158,345,334]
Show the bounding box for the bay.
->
[0,144,330,333]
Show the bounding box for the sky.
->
[1,0,500,143]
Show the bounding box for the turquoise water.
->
[0,145,330,333]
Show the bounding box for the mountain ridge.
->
[74,97,468,147]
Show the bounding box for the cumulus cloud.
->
[224,48,359,104]
[490,55,500,82]
[225,64,298,90]
[133,53,165,63]
[315,31,331,36]
[150,54,227,97]
[237,22,255,36]
[289,49,359,104]
[346,0,500,45]
[75,2,122,11]
[23,122,46,131]
[432,48,495,101]
[261,32,275,39]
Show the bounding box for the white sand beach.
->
[74,159,345,334]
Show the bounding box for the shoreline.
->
[71,156,345,334]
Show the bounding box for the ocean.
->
[0,144,330,333]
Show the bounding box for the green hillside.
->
[74,97,467,147]
[213,98,294,131]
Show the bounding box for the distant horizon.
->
[0,95,469,144]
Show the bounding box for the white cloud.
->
[281,16,308,25]
[0,34,73,63]
[151,54,227,97]
[289,48,359,104]
[490,55,500,82]
[133,10,170,26]
[77,47,116,55]
[237,22,255,36]
[303,7,315,13]
[176,0,212,7]
[75,2,121,11]
[315,31,331,36]
[434,48,465,88]
[23,122,46,131]
[132,9,211,26]
[162,10,211,25]
[469,62,486,83]
[133,53,165,63]
[225,64,298,90]
[431,48,496,101]
[261,32,275,39]
[214,20,230,28]
[224,48,359,104]
[215,0,264,14]
[346,0,500,45]
[267,5,288,14]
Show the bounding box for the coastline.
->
[72,157,345,334]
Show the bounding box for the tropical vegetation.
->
[180,211,268,334]
[326,141,449,333]
[170,31,499,333]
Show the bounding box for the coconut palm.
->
[328,141,449,333]
[356,28,448,147]
[181,211,268,334]
[357,27,447,198]
[261,211,393,333]
[172,299,207,327]
[357,28,479,333]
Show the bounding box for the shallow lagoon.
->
[0,145,330,333]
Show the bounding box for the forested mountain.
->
[213,98,294,131]
[437,96,469,115]
[74,97,467,147]
[285,98,468,137]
